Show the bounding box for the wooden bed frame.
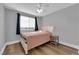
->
[20,31,51,54]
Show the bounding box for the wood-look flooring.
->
[3,42,78,55]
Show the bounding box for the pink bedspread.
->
[21,31,52,50]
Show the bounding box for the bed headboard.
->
[41,26,54,33]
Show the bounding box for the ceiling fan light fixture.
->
[36,8,43,13]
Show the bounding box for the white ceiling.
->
[4,3,75,17]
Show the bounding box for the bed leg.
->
[25,51,31,55]
[24,50,28,55]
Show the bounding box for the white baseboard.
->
[0,44,6,55]
[59,41,79,53]
[6,40,21,45]
[0,40,21,55]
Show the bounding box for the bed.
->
[20,30,52,54]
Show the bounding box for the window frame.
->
[20,15,35,30]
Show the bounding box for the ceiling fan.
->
[36,3,50,13]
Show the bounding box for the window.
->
[20,15,35,30]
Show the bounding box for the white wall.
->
[37,17,43,29]
[42,4,79,46]
[5,9,20,42]
[0,4,5,52]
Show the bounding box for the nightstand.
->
[50,35,59,45]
